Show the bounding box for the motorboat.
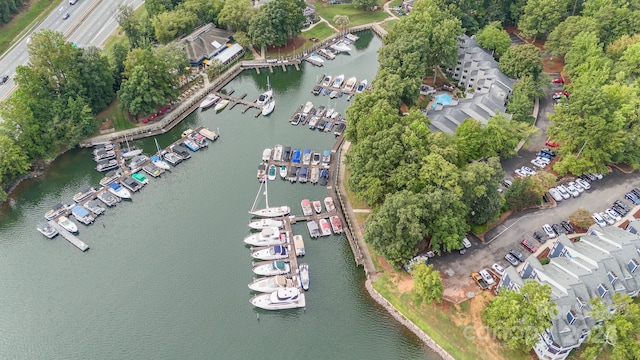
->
[330,215,343,234]
[249,206,291,218]
[96,159,118,172]
[318,169,329,186]
[307,220,319,238]
[298,263,310,291]
[37,222,58,238]
[57,216,78,233]
[151,155,171,170]
[73,186,97,203]
[250,287,305,310]
[316,105,326,117]
[190,132,208,148]
[306,53,324,66]
[318,48,335,60]
[267,165,277,181]
[310,167,319,184]
[71,205,95,225]
[301,199,313,216]
[302,149,312,165]
[171,144,191,159]
[321,75,332,87]
[163,151,183,166]
[121,178,141,192]
[279,165,287,179]
[244,227,286,246]
[343,76,357,92]
[132,172,149,185]
[282,146,291,162]
[251,245,289,260]
[324,121,333,132]
[92,143,114,155]
[128,155,149,170]
[97,191,119,206]
[356,79,368,93]
[45,203,69,220]
[324,197,335,212]
[262,148,272,162]
[287,166,299,183]
[291,149,301,164]
[302,101,314,114]
[316,119,327,131]
[262,100,275,116]
[198,128,219,141]
[313,200,322,214]
[319,218,332,236]
[257,163,266,183]
[181,129,195,138]
[85,199,106,216]
[214,99,229,112]
[298,166,309,183]
[121,147,142,159]
[293,235,305,256]
[248,218,283,230]
[183,139,200,152]
[256,76,273,106]
[273,145,283,162]
[99,170,121,187]
[333,122,346,137]
[330,42,351,53]
[331,74,344,88]
[109,181,133,198]
[252,260,291,276]
[142,163,164,178]
[311,152,321,166]
[290,113,302,125]
[93,149,115,161]
[329,90,339,98]
[248,275,297,293]
[199,94,220,109]
[321,150,331,166]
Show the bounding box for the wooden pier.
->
[48,220,89,251]
[215,92,263,114]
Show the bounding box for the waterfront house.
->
[180,23,244,67]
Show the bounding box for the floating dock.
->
[48,220,89,251]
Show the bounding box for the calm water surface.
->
[0,32,439,359]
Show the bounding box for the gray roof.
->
[180,23,233,65]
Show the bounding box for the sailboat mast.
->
[264,177,269,208]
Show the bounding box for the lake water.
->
[0,31,439,359]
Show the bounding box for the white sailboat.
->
[260,77,275,116]
[152,138,171,170]
[122,135,143,159]
[249,180,290,218]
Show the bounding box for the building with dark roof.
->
[180,23,239,66]
[496,226,640,360]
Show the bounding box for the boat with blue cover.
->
[298,166,309,183]
[71,205,95,225]
[109,182,132,198]
[251,245,289,261]
[291,149,301,164]
[183,139,200,152]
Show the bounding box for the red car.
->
[521,239,538,253]
[545,140,560,148]
[552,78,564,84]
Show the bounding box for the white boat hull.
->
[250,288,305,310]
[108,187,131,199]
[248,218,283,230]
[248,275,297,293]
[249,206,290,218]
[251,245,289,261]
[298,263,310,291]
[261,100,275,116]
[252,262,291,276]
[58,216,78,233]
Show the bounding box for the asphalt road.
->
[0,0,143,101]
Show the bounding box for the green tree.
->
[116,4,153,49]
[77,46,115,113]
[353,0,377,11]
[606,34,640,60]
[483,113,537,158]
[344,88,400,144]
[582,0,640,46]
[205,58,224,80]
[333,15,349,31]
[499,44,543,79]
[0,134,30,180]
[152,43,190,76]
[248,10,277,58]
[569,208,595,230]
[583,293,640,360]
[152,8,198,43]
[410,263,444,304]
[482,280,557,351]
[506,86,533,122]
[108,41,129,92]
[504,177,541,210]
[232,31,251,49]
[476,21,511,58]
[518,0,569,40]
[422,187,469,253]
[459,158,505,225]
[454,119,484,163]
[217,0,255,32]
[545,16,599,57]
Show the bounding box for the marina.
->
[47,220,89,251]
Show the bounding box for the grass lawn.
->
[313,0,389,27]
[95,99,134,133]
[380,19,398,30]
[0,0,58,55]
[302,22,336,42]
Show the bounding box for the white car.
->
[479,269,494,285]
[600,212,615,225]
[491,263,505,277]
[594,173,604,180]
[543,224,556,238]
[531,158,547,168]
[462,237,472,248]
[556,185,571,200]
[592,213,607,227]
[576,178,591,190]
[566,184,580,197]
[515,168,527,177]
[521,166,536,176]
[605,208,622,222]
[569,181,584,193]
[536,156,551,165]
[548,188,563,202]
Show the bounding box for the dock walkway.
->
[48,220,89,251]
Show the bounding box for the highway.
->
[0,0,144,101]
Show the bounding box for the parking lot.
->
[431,80,640,302]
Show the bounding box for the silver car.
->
[548,188,563,202]
[556,185,571,200]
[592,212,607,227]
[565,184,580,198]
[543,224,556,238]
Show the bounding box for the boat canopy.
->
[71,205,90,217]
[274,261,287,270]
[292,149,301,163]
[109,182,121,190]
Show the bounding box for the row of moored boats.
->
[312,74,368,99]
[259,145,332,185]
[301,197,343,238]
[305,34,359,67]
[290,101,346,136]
[199,77,275,116]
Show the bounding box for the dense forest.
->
[0,0,25,25]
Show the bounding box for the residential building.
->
[496,226,640,360]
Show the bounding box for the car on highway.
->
[560,221,575,234]
[0,75,8,85]
[62,12,70,20]
[521,239,538,253]
[479,269,495,285]
[542,224,556,238]
[552,78,564,84]
[605,208,622,222]
[504,253,519,266]
[548,188,563,202]
[592,212,607,227]
[491,263,505,277]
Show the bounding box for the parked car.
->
[552,223,565,236]
[531,158,547,168]
[612,203,628,216]
[533,231,546,243]
[615,200,631,213]
[462,237,472,248]
[566,184,581,197]
[552,78,564,84]
[592,212,607,227]
[548,188,563,202]
[600,212,615,225]
[510,249,526,263]
[70,0,77,4]
[479,269,495,285]
[545,140,560,147]
[536,156,551,165]
[0,75,8,85]
[541,148,556,157]
[593,173,603,180]
[576,178,591,190]
[491,263,505,276]
[605,208,622,222]
[504,253,519,266]
[537,151,552,159]
[503,179,512,188]
[560,221,575,234]
[556,185,571,200]
[521,239,538,253]
[583,173,597,182]
[541,224,555,239]
[626,192,640,205]
[632,188,640,199]
[569,181,584,193]
[521,166,536,176]
[515,168,528,178]
[471,272,489,290]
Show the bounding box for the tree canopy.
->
[499,44,543,79]
[476,21,511,58]
[410,263,444,304]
